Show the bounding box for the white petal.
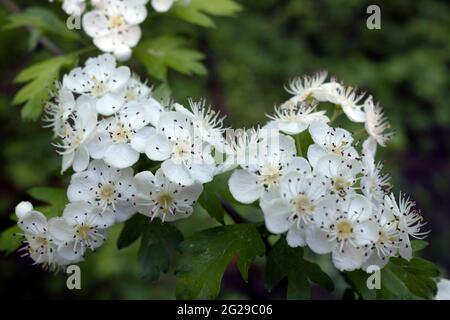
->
[307,144,326,168]
[287,156,311,175]
[61,151,75,173]
[104,143,140,168]
[158,111,191,140]
[152,0,175,12]
[131,127,155,153]
[161,159,194,186]
[133,171,156,195]
[305,225,334,254]
[96,93,125,115]
[332,243,368,271]
[58,242,85,261]
[67,171,96,202]
[260,198,292,233]
[72,146,90,172]
[174,182,204,205]
[48,218,74,243]
[109,66,131,91]
[287,225,307,247]
[82,10,109,37]
[144,133,171,161]
[18,211,47,233]
[188,163,215,184]
[228,170,262,204]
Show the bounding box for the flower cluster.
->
[16,55,427,274]
[16,53,224,269]
[49,0,190,60]
[229,71,427,271]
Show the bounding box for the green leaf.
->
[173,0,242,27]
[198,171,234,224]
[0,225,22,254]
[117,214,147,250]
[135,35,207,81]
[27,187,67,218]
[176,224,265,299]
[138,219,183,280]
[265,238,334,299]
[4,7,80,41]
[344,256,439,300]
[411,240,429,252]
[13,55,77,120]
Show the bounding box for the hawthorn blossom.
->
[48,202,112,261]
[306,194,379,271]
[315,154,362,198]
[145,111,216,186]
[133,168,203,222]
[87,101,158,168]
[361,149,391,204]
[229,131,307,204]
[383,193,428,260]
[267,101,329,135]
[63,53,131,115]
[43,85,76,137]
[284,71,328,103]
[326,85,367,123]
[67,160,137,222]
[307,122,359,167]
[151,0,190,12]
[49,0,86,16]
[174,98,226,149]
[364,97,394,147]
[83,0,148,60]
[55,101,97,173]
[260,167,327,247]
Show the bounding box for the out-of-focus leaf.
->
[411,240,429,252]
[27,187,67,218]
[198,171,234,224]
[152,82,172,105]
[173,0,242,27]
[138,219,183,280]
[117,214,147,250]
[4,7,80,40]
[176,224,265,299]
[135,35,206,81]
[13,55,77,120]
[265,238,334,299]
[0,225,22,254]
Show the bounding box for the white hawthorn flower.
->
[133,169,203,222]
[43,85,76,137]
[383,193,428,261]
[307,122,359,167]
[362,205,400,270]
[16,207,60,267]
[267,101,329,135]
[63,54,131,115]
[306,194,379,271]
[327,86,366,123]
[88,101,158,168]
[145,111,216,186]
[174,98,226,150]
[361,149,391,204]
[364,96,394,147]
[55,101,98,173]
[63,0,86,15]
[260,167,328,247]
[48,202,112,261]
[67,160,137,223]
[82,0,148,60]
[435,279,450,300]
[229,132,308,204]
[315,154,362,198]
[284,71,329,103]
[120,75,152,104]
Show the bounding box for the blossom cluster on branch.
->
[14,53,428,273]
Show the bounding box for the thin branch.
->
[2,0,64,55]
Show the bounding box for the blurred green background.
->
[0,0,449,299]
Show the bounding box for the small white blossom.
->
[307,122,359,167]
[364,96,394,147]
[54,101,98,173]
[133,168,203,222]
[327,86,366,123]
[260,168,327,247]
[87,101,158,168]
[315,154,362,198]
[43,85,76,137]
[383,193,428,260]
[82,0,148,60]
[145,111,216,186]
[284,71,329,103]
[48,202,112,261]
[151,0,190,12]
[267,101,329,135]
[67,160,137,222]
[63,53,131,115]
[307,194,379,271]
